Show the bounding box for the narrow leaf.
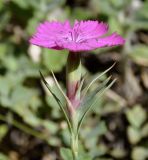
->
[77,79,116,135]
[75,74,86,99]
[50,70,74,110]
[82,63,115,97]
[39,71,72,133]
[79,76,112,111]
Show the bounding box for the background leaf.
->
[60,147,73,160]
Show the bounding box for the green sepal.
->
[66,53,81,84]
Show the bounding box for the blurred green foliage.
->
[0,0,148,159]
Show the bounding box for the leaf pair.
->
[40,64,115,136]
[75,64,116,135]
[77,77,116,135]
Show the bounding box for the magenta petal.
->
[29,21,71,49]
[29,36,57,49]
[29,20,125,52]
[56,39,98,52]
[97,33,125,47]
[75,20,108,40]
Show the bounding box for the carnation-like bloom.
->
[30,20,125,52]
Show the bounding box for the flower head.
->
[30,20,125,52]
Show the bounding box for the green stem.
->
[71,132,78,160]
[71,110,79,160]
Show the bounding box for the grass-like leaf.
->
[50,70,73,110]
[75,74,86,100]
[79,76,112,111]
[39,71,72,133]
[82,63,115,97]
[77,78,116,135]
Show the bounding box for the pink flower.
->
[30,20,125,52]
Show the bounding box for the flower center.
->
[69,30,78,42]
[67,29,84,43]
[62,29,84,43]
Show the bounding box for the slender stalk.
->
[71,110,79,160]
[71,132,78,160]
